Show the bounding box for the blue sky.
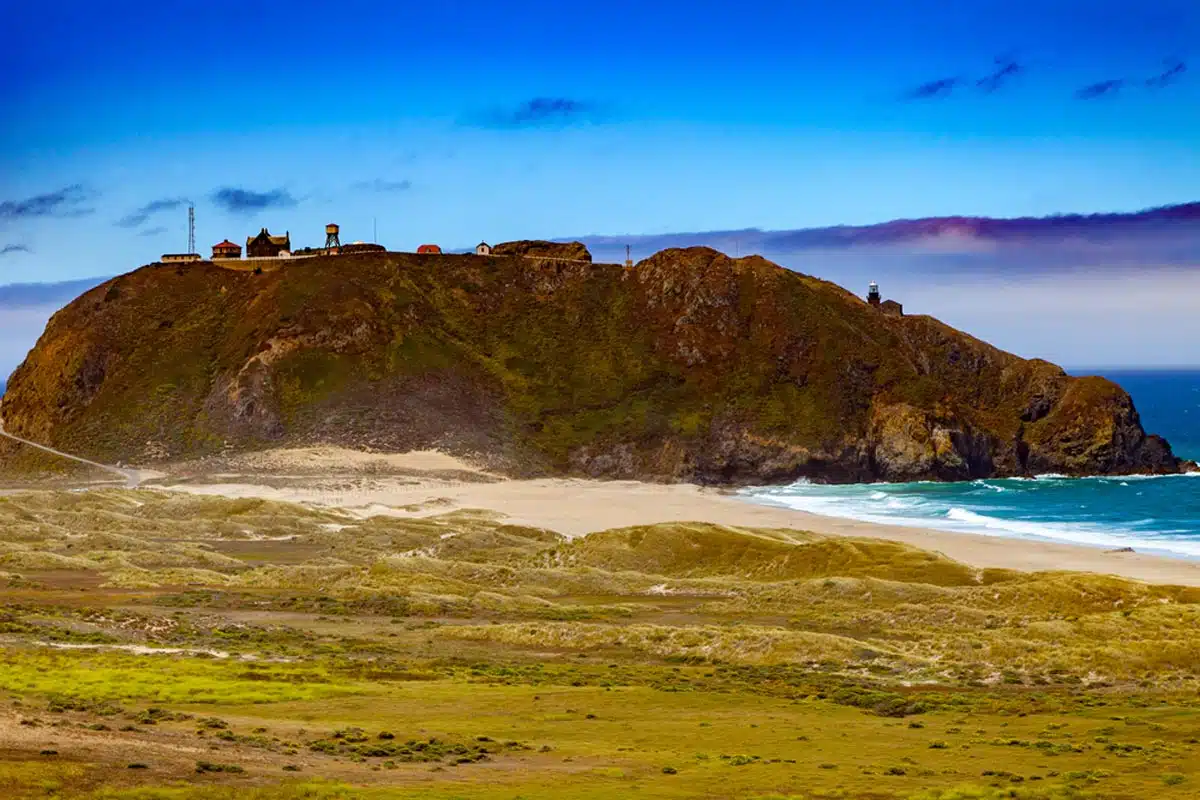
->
[1,0,1198,369]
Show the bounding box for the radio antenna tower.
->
[187,204,195,254]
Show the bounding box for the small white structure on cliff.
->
[867,280,903,316]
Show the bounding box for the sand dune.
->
[149,447,1200,588]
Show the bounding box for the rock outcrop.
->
[491,240,592,262]
[0,246,1185,483]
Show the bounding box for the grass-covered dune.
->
[2,489,1200,797]
[1,247,1185,483]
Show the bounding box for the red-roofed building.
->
[212,240,242,260]
[417,244,442,254]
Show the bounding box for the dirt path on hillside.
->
[0,419,162,487]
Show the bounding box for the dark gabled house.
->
[246,228,291,258]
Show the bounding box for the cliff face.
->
[1,247,1184,483]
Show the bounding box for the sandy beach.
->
[148,447,1200,587]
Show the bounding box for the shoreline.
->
[4,443,1198,586]
[737,472,1200,561]
[132,446,1200,588]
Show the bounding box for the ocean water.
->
[742,370,1200,558]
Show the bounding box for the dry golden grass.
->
[0,489,1199,797]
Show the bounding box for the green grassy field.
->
[0,489,1198,798]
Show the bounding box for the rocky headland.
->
[0,244,1187,483]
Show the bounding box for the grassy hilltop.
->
[0,246,1185,482]
[1,490,1200,797]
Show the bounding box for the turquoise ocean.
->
[742,370,1200,558]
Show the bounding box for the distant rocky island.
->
[0,242,1188,483]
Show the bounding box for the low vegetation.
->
[0,489,1198,797]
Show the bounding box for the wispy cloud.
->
[915,270,1200,370]
[0,276,109,308]
[1146,58,1187,89]
[572,202,1200,270]
[0,185,94,220]
[904,77,960,100]
[0,276,111,380]
[462,97,600,129]
[351,178,413,193]
[210,187,298,214]
[1076,79,1125,99]
[137,226,168,237]
[0,244,30,256]
[976,56,1023,93]
[115,197,189,228]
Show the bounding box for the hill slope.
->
[0,247,1185,482]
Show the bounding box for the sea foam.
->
[741,470,1200,559]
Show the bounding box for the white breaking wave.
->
[1099,472,1200,481]
[939,508,1200,557]
[740,474,1200,559]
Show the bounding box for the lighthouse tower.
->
[867,281,881,307]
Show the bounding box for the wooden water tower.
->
[325,223,341,251]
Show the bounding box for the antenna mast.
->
[187,204,195,254]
